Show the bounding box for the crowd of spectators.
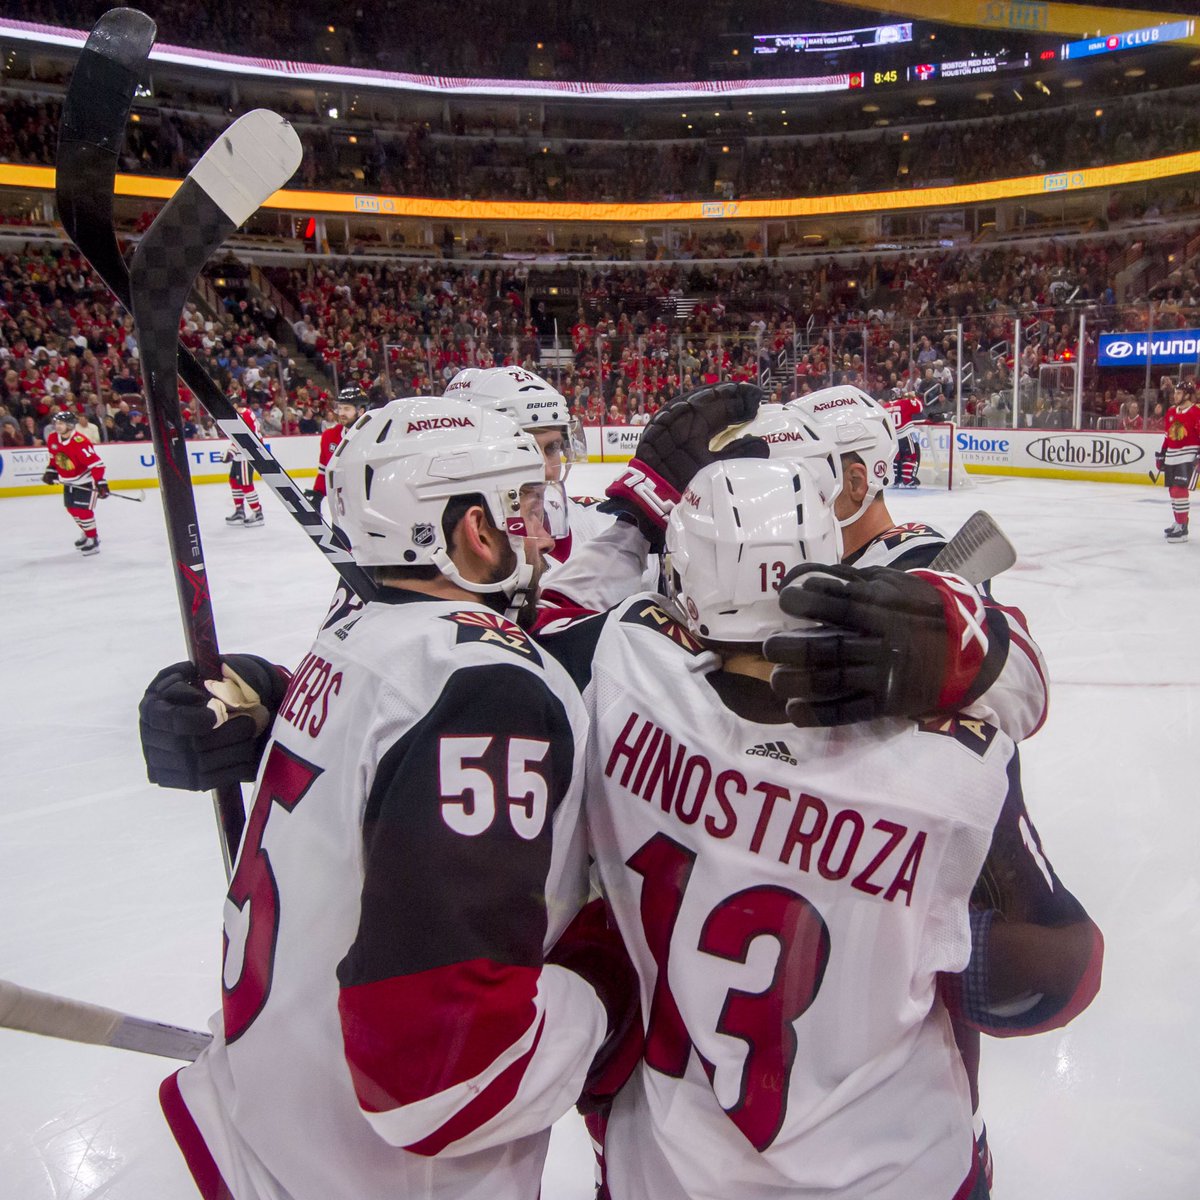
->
[5,232,1197,449]
[3,88,1198,206]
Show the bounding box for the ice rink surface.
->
[1,463,1198,1199]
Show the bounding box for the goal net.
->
[913,422,976,490]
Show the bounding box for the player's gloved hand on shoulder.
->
[601,382,768,549]
[547,898,644,1116]
[765,563,995,726]
[97,480,110,499]
[41,468,57,486]
[139,654,289,790]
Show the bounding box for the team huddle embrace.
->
[140,370,1101,1200]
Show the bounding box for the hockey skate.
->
[1164,523,1188,542]
[243,510,264,528]
[79,538,101,556]
[74,533,88,548]
[225,508,246,525]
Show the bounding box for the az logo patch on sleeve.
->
[916,715,998,758]
[620,602,706,655]
[443,610,542,665]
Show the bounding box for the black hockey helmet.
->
[338,385,368,409]
[51,409,77,425]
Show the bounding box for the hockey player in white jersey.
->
[766,385,1048,741]
[150,397,638,1200]
[561,385,1048,744]
[538,456,1102,1200]
[446,364,614,582]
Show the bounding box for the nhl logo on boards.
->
[411,523,436,547]
[746,740,798,765]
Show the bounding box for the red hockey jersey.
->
[313,423,344,496]
[1161,401,1200,466]
[883,394,924,440]
[45,430,106,485]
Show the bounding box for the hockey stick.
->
[107,488,145,502]
[0,978,210,1062]
[126,111,302,876]
[1149,470,1161,485]
[55,9,376,604]
[927,511,1016,586]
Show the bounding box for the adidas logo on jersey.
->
[746,740,797,765]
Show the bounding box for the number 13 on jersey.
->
[628,832,831,1151]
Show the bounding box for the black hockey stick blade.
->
[55,15,376,602]
[928,511,1016,585]
[1148,469,1161,485]
[128,110,302,875]
[55,8,156,294]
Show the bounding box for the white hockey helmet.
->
[713,402,844,508]
[785,386,898,524]
[665,457,843,644]
[328,397,548,610]
[462,365,572,430]
[444,367,484,399]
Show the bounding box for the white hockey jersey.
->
[543,594,1011,1200]
[161,590,606,1200]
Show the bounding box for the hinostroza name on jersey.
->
[605,711,925,905]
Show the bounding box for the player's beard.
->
[487,537,546,629]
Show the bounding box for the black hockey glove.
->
[602,382,769,548]
[41,468,57,486]
[765,563,994,726]
[1155,449,1166,474]
[303,488,319,505]
[139,654,289,791]
[97,480,110,499]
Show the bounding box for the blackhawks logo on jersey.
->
[443,610,542,664]
[620,601,705,655]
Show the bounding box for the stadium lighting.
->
[328,106,338,118]
[916,97,936,106]
[862,103,880,112]
[1063,78,1083,88]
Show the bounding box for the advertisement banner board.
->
[1098,330,1200,367]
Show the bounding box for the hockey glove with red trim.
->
[602,382,768,549]
[97,480,110,499]
[41,468,57,486]
[765,563,993,726]
[139,654,289,790]
[546,898,644,1116]
[1155,449,1166,474]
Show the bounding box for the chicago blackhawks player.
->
[308,386,363,517]
[1157,378,1200,542]
[882,388,925,486]
[224,402,264,527]
[41,409,109,554]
